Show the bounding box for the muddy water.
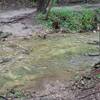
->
[0,32,99,93]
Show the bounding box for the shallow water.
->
[0,32,99,93]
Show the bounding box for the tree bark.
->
[45,0,53,20]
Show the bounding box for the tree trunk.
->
[45,0,53,20]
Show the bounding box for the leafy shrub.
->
[96,8,100,23]
[37,7,99,32]
[81,9,95,31]
[37,13,53,28]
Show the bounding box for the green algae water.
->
[0,33,99,93]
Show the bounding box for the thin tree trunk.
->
[45,0,54,20]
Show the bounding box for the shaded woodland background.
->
[0,0,100,9]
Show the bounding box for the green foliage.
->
[96,8,100,14]
[96,8,100,23]
[81,10,95,31]
[38,7,99,32]
[50,7,96,32]
[96,74,100,79]
[37,13,53,28]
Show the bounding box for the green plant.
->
[37,7,99,32]
[96,8,100,23]
[81,9,95,31]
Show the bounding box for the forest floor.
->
[0,3,100,100]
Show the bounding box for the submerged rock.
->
[0,57,12,64]
[93,61,100,69]
[0,31,12,40]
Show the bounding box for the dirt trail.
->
[0,8,36,36]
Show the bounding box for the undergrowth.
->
[37,7,100,32]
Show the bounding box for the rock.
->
[0,96,8,100]
[0,57,12,64]
[92,61,100,77]
[93,61,100,69]
[87,40,100,45]
[0,31,3,34]
[37,32,47,39]
[87,53,100,57]
[0,31,12,40]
